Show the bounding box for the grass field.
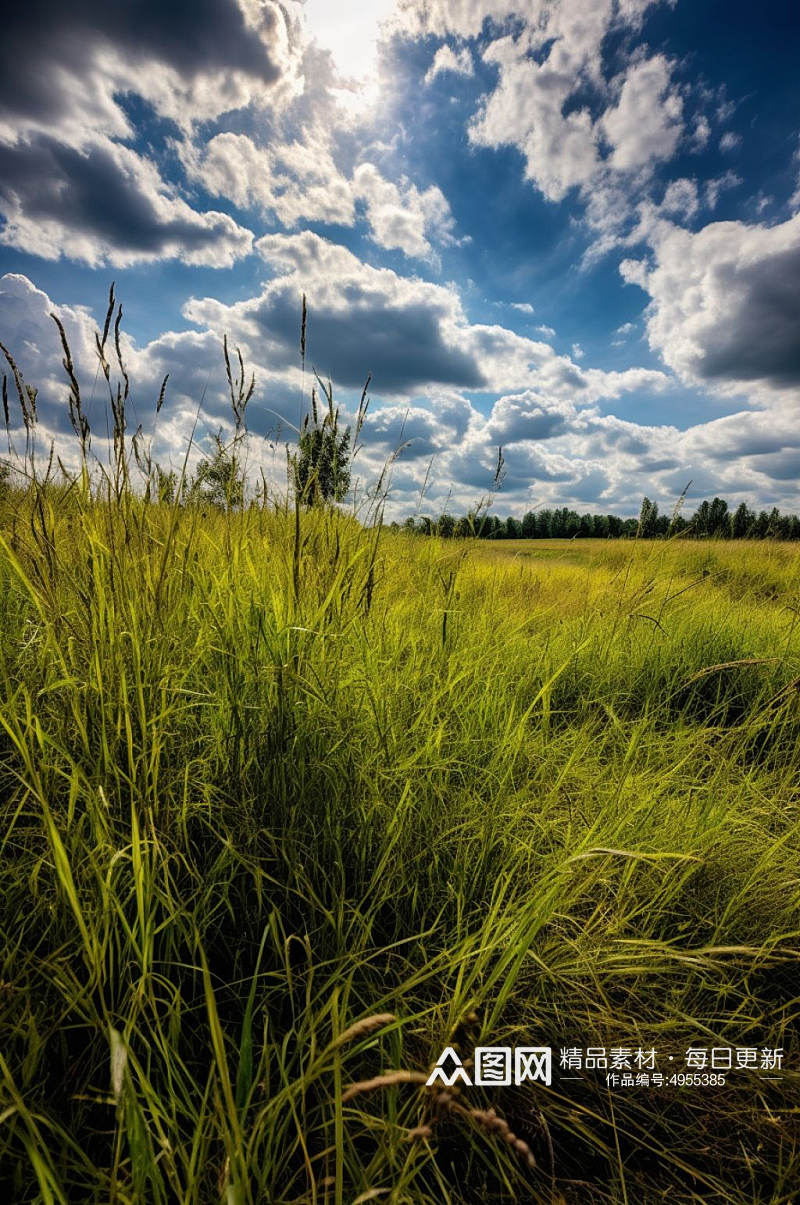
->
[1,490,799,1202]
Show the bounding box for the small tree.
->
[155,464,177,505]
[638,496,659,538]
[188,433,244,510]
[293,376,357,506]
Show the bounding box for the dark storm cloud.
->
[0,0,282,125]
[697,246,800,387]
[0,138,251,261]
[252,291,485,394]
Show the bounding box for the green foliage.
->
[638,494,659,537]
[293,378,352,506]
[188,432,244,510]
[154,463,177,505]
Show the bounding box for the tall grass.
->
[0,315,799,1202]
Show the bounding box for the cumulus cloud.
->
[180,131,356,229]
[690,115,711,150]
[0,137,253,267]
[0,1,304,266]
[197,231,486,393]
[183,230,652,402]
[600,55,683,172]
[487,392,576,442]
[469,29,601,203]
[0,0,301,142]
[467,6,684,204]
[621,212,800,391]
[6,267,800,517]
[179,134,459,261]
[0,274,97,438]
[353,164,460,260]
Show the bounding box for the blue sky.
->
[1,0,799,518]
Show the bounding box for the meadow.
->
[1,472,799,1204]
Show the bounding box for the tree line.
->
[397,497,800,540]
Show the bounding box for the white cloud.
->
[600,55,684,172]
[179,131,356,227]
[705,171,742,210]
[621,212,800,393]
[690,114,711,150]
[660,177,700,220]
[469,29,601,203]
[719,131,742,153]
[180,133,460,262]
[353,163,460,260]
[424,44,474,84]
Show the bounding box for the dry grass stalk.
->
[335,1013,397,1046]
[341,1070,428,1102]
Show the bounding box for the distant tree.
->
[692,500,711,537]
[480,515,502,539]
[521,510,537,538]
[405,496,800,543]
[754,510,771,538]
[537,509,554,538]
[731,502,754,539]
[708,496,730,536]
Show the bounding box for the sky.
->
[0,0,799,519]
